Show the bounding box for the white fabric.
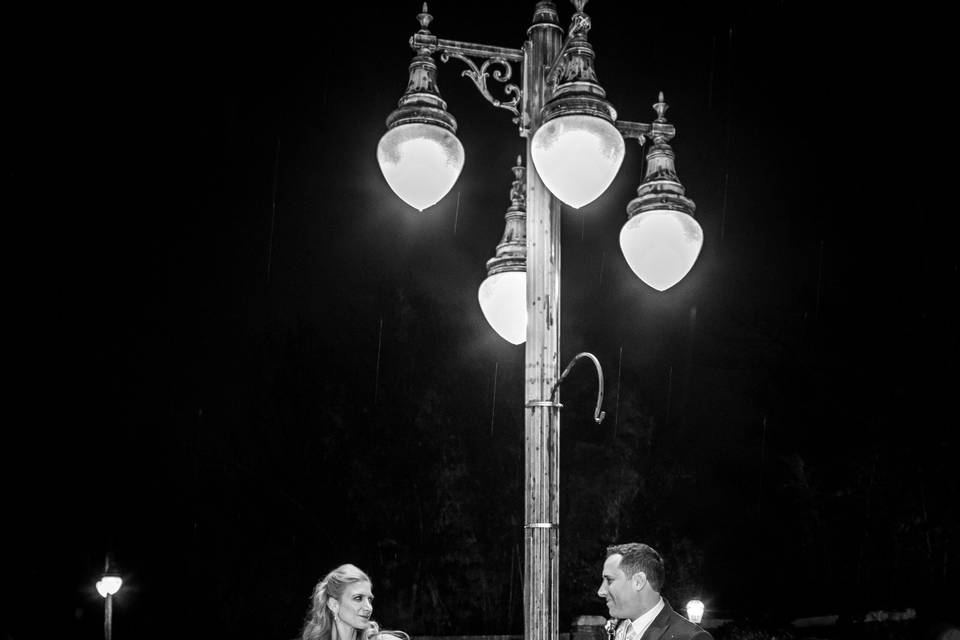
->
[628,597,665,640]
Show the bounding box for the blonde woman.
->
[301,564,379,640]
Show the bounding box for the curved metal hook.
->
[550,352,605,423]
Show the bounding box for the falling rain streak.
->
[614,345,623,437]
[490,361,499,436]
[815,239,825,321]
[267,136,280,284]
[454,190,461,235]
[374,317,384,405]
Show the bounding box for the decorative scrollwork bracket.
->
[409,7,525,125]
[439,51,522,120]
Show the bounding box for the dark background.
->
[6,2,955,639]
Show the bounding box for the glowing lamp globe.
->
[686,600,704,624]
[377,123,464,211]
[531,115,624,208]
[96,576,123,598]
[620,209,702,291]
[478,271,527,345]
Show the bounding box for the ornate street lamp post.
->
[376,3,703,639]
[95,556,123,640]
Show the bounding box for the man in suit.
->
[597,543,712,640]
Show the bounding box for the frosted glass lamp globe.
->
[530,114,624,208]
[619,209,703,291]
[478,271,527,345]
[377,122,464,211]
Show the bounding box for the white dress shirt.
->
[625,597,665,640]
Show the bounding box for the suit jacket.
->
[614,599,712,640]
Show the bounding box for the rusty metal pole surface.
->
[104,593,113,640]
[523,5,563,640]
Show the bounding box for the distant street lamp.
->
[96,559,123,640]
[686,599,705,624]
[375,3,703,640]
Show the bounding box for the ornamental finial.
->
[653,92,669,123]
[568,0,591,37]
[417,3,433,32]
[485,159,527,277]
[509,156,526,208]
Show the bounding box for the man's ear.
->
[631,571,647,591]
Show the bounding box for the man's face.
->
[597,554,642,619]
[330,580,374,631]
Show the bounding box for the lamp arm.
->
[614,120,649,142]
[550,352,606,424]
[544,34,574,91]
[614,119,677,143]
[613,120,677,144]
[412,33,524,61]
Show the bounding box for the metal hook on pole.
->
[550,351,605,423]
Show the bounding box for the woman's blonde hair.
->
[301,564,378,640]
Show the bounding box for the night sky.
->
[7,2,956,639]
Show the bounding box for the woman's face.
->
[331,580,374,631]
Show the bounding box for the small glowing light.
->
[478,271,527,345]
[619,209,703,291]
[377,123,465,211]
[96,576,123,598]
[686,599,704,624]
[530,115,624,208]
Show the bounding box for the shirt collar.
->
[629,597,664,639]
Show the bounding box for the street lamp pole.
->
[522,8,562,640]
[376,3,703,640]
[95,556,122,640]
[105,592,114,640]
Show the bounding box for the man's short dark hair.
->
[606,543,665,593]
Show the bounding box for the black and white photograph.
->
[6,2,955,639]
